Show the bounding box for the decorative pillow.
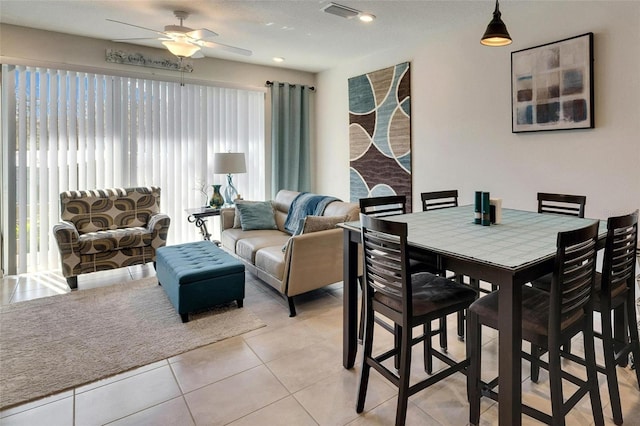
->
[236,201,278,231]
[233,200,262,228]
[282,215,347,252]
[301,215,347,234]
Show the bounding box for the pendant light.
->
[480,0,512,47]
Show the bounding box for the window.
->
[1,65,265,274]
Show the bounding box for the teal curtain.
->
[270,81,312,198]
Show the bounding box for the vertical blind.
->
[3,64,265,274]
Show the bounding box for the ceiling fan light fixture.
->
[358,13,375,23]
[162,40,201,58]
[480,0,512,47]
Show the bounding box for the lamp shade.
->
[162,40,201,58]
[213,152,247,174]
[480,0,512,47]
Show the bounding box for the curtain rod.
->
[266,81,316,91]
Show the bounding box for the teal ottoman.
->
[156,241,245,322]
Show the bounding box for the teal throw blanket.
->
[284,192,340,235]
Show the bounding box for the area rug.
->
[0,277,265,409]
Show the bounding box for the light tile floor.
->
[1,266,639,425]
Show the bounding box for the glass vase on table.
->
[209,184,224,209]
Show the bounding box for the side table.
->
[185,207,221,242]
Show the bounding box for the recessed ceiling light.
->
[358,13,375,23]
[273,57,285,63]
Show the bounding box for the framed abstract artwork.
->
[511,33,594,133]
[348,62,412,211]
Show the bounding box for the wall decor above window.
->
[106,49,193,72]
[511,33,594,133]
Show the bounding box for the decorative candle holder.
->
[474,191,482,224]
[481,192,491,226]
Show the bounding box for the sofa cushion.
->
[78,227,152,254]
[282,215,347,252]
[302,215,347,234]
[236,201,278,231]
[236,234,291,263]
[324,200,360,221]
[255,246,286,281]
[221,228,286,252]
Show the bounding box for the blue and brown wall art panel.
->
[348,62,412,212]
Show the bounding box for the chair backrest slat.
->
[601,210,638,295]
[360,195,406,218]
[421,190,459,212]
[537,192,586,218]
[361,214,409,304]
[551,222,598,321]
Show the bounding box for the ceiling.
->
[0,0,495,73]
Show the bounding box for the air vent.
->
[322,2,360,19]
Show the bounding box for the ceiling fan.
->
[107,10,252,59]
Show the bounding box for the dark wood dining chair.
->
[358,195,449,371]
[530,210,640,425]
[359,195,407,218]
[420,190,458,211]
[356,214,477,426]
[537,192,586,217]
[532,192,587,352]
[532,193,587,297]
[467,221,604,425]
[358,196,409,344]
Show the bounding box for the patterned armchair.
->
[53,186,171,289]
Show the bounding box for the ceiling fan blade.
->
[186,28,218,40]
[199,40,252,56]
[106,19,166,37]
[191,51,205,59]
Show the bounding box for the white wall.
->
[315,1,640,222]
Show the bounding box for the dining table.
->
[339,205,607,426]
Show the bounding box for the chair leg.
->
[439,315,448,351]
[457,275,470,341]
[424,321,433,374]
[613,305,628,367]
[467,311,481,425]
[358,276,365,342]
[395,323,412,426]
[394,324,401,370]
[356,294,375,413]
[457,309,465,341]
[583,317,605,426]
[530,344,542,383]
[547,338,565,426]
[563,338,572,354]
[624,294,640,388]
[601,305,623,425]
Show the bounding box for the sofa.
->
[53,186,171,289]
[220,190,360,316]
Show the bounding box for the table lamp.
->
[213,152,247,205]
